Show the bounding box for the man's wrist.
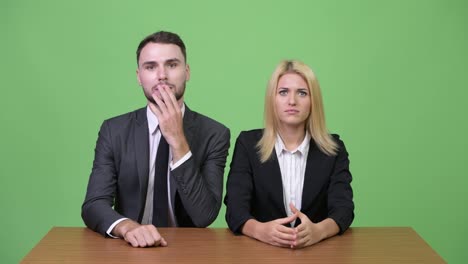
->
[113,219,138,238]
[171,139,190,163]
[107,218,128,238]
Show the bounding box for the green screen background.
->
[1,0,467,263]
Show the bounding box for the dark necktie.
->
[152,132,169,227]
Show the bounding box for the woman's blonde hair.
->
[256,60,337,162]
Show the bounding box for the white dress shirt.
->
[106,105,192,237]
[275,133,310,226]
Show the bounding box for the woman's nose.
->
[288,94,296,105]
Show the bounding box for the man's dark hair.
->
[136,31,187,65]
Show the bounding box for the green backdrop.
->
[1,0,467,263]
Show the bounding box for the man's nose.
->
[156,67,167,80]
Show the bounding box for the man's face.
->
[137,43,190,105]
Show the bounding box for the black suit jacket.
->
[224,129,354,234]
[82,105,230,236]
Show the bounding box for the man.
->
[82,31,230,247]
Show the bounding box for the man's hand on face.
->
[149,85,190,163]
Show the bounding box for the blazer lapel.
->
[301,140,327,208]
[263,150,288,217]
[134,107,150,220]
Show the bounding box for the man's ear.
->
[185,64,191,82]
[136,69,142,86]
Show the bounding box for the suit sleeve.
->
[170,126,230,227]
[327,135,354,234]
[224,132,256,234]
[81,121,125,236]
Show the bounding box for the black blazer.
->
[82,105,230,236]
[224,129,354,234]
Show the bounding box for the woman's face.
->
[274,73,311,129]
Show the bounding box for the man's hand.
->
[112,219,167,248]
[149,85,190,163]
[289,203,339,248]
[242,213,299,248]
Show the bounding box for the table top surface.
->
[21,226,445,264]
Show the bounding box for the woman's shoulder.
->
[235,129,264,147]
[330,133,341,141]
[329,133,349,153]
[330,133,348,143]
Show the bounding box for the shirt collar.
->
[275,132,311,156]
[147,103,186,135]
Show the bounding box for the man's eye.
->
[168,63,177,68]
[145,65,155,70]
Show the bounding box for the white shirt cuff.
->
[170,151,192,170]
[106,218,128,238]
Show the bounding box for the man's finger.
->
[148,100,162,116]
[149,226,164,246]
[134,231,148,247]
[142,229,156,247]
[152,91,168,114]
[158,86,179,116]
[162,86,180,112]
[124,232,139,247]
[160,237,168,247]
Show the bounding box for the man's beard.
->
[145,82,185,105]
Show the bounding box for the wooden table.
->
[21,227,445,263]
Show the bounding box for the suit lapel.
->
[134,107,150,220]
[182,104,196,148]
[170,104,195,212]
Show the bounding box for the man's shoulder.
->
[103,107,146,126]
[186,108,229,133]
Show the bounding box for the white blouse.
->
[275,133,310,226]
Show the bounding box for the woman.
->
[225,60,354,248]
